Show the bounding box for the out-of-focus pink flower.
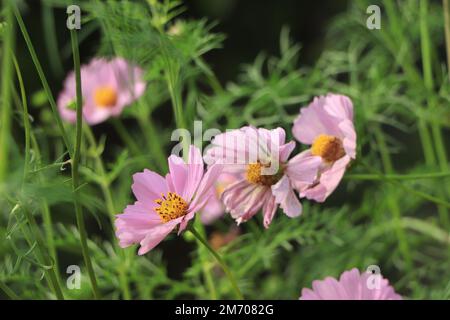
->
[115,145,222,255]
[205,127,321,228]
[292,94,356,202]
[201,173,238,225]
[58,57,146,125]
[299,268,402,300]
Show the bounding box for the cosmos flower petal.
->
[299,268,402,300]
[302,155,350,202]
[183,145,204,201]
[272,175,302,218]
[137,219,180,255]
[262,194,277,228]
[292,96,342,144]
[168,154,188,195]
[131,169,167,204]
[58,57,145,125]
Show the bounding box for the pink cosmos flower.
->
[205,127,322,228]
[292,94,356,202]
[299,268,402,300]
[200,173,238,225]
[115,145,222,255]
[58,57,146,125]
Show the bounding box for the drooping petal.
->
[138,219,180,255]
[285,150,322,187]
[271,175,302,218]
[115,201,162,248]
[262,194,277,228]
[302,155,350,202]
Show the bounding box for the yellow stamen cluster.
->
[246,162,283,186]
[94,86,118,108]
[154,192,188,223]
[311,134,345,163]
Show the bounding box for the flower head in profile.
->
[58,57,146,125]
[205,127,321,228]
[200,173,238,225]
[292,94,356,202]
[115,145,222,255]
[299,268,402,300]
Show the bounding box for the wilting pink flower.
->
[58,57,146,125]
[299,268,402,300]
[205,127,321,228]
[292,94,356,202]
[201,173,238,225]
[115,145,222,255]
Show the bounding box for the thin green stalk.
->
[22,207,64,299]
[30,128,61,288]
[195,218,218,299]
[189,226,243,300]
[417,120,436,166]
[12,2,73,157]
[70,29,100,299]
[373,127,413,275]
[83,125,132,300]
[12,56,29,184]
[11,80,63,292]
[346,171,450,181]
[420,0,449,229]
[0,1,15,182]
[382,0,435,166]
[0,281,19,300]
[420,0,434,90]
[111,118,141,157]
[445,0,450,79]
[42,3,63,77]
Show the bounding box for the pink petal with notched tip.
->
[131,169,167,204]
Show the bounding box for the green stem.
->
[12,2,73,157]
[22,207,64,299]
[12,56,30,185]
[445,0,450,79]
[188,226,243,300]
[83,125,132,300]
[0,281,19,300]
[420,0,449,229]
[373,127,413,274]
[42,3,63,77]
[0,0,15,182]
[12,53,64,297]
[346,171,450,181]
[70,29,100,299]
[195,218,218,299]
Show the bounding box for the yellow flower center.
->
[246,162,283,186]
[93,86,118,108]
[154,192,188,223]
[311,134,345,162]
